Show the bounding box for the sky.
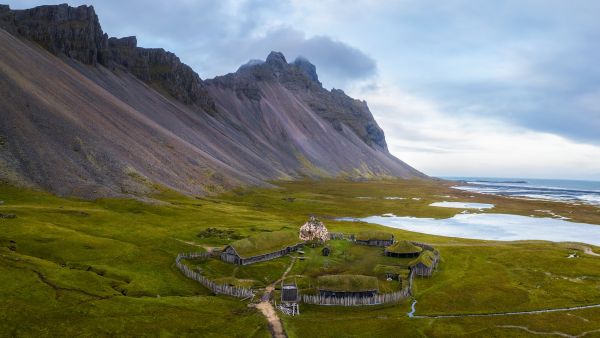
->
[11,0,600,180]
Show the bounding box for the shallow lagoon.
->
[340,213,600,246]
[429,201,494,209]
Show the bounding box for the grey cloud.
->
[217,27,377,87]
[373,0,600,144]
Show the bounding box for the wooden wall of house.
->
[222,243,303,265]
[355,239,394,247]
[220,246,240,264]
[384,251,420,258]
[282,287,299,302]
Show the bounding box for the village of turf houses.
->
[175,217,440,316]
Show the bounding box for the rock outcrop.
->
[107,36,215,112]
[299,217,330,242]
[293,56,321,85]
[0,4,214,112]
[0,4,107,65]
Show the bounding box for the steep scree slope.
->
[0,4,424,198]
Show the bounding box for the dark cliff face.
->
[207,51,388,151]
[107,36,215,112]
[0,4,214,112]
[293,56,320,85]
[0,4,107,65]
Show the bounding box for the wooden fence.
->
[302,270,414,306]
[175,252,254,299]
[329,232,345,240]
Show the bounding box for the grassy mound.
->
[317,274,379,292]
[385,240,423,254]
[356,230,393,241]
[410,250,436,267]
[373,264,410,278]
[229,231,303,258]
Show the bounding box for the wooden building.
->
[409,250,439,277]
[279,281,300,315]
[220,231,304,265]
[317,275,379,298]
[281,282,299,302]
[384,240,423,258]
[354,230,394,247]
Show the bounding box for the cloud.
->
[351,83,600,180]
[201,27,376,87]
[288,0,600,144]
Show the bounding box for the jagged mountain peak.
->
[207,50,390,152]
[293,56,320,84]
[265,51,287,66]
[234,52,320,85]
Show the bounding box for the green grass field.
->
[2,179,600,337]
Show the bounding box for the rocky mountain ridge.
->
[207,51,388,151]
[0,3,424,198]
[0,4,215,112]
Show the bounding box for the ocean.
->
[442,177,600,206]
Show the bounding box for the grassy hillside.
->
[1,179,600,337]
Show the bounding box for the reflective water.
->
[429,201,494,209]
[339,213,600,246]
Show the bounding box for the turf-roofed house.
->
[384,240,423,258]
[409,250,439,277]
[373,264,410,284]
[317,275,379,298]
[355,230,394,247]
[220,231,304,265]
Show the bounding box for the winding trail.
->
[254,256,297,338]
[497,325,600,337]
[583,247,600,257]
[173,238,216,253]
[408,300,600,319]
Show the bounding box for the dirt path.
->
[256,302,287,338]
[173,238,215,252]
[254,256,297,338]
[434,242,600,257]
[497,325,600,337]
[583,247,600,257]
[408,300,600,319]
[563,243,600,257]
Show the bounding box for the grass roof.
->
[373,264,410,277]
[385,240,423,254]
[356,230,394,241]
[317,274,379,292]
[228,231,303,258]
[410,250,436,268]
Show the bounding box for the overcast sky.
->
[11,0,600,180]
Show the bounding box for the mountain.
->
[0,4,424,198]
